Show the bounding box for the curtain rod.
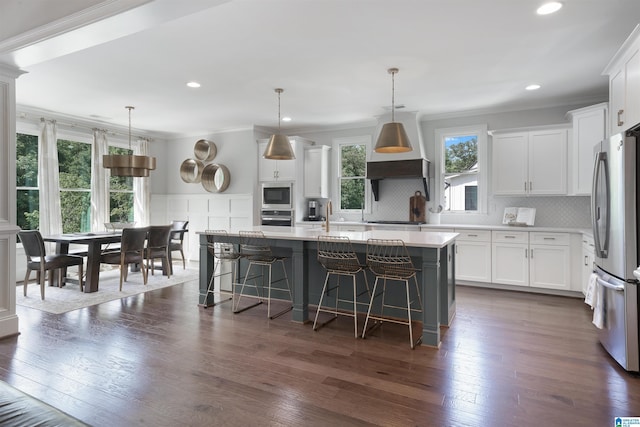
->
[39,117,151,141]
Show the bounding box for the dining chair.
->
[234,230,293,319]
[145,225,173,278]
[362,238,423,349]
[100,227,150,291]
[18,230,84,300]
[313,235,370,338]
[169,220,189,271]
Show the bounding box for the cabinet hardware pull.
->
[524,181,527,191]
[584,255,588,266]
[543,237,555,240]
[525,248,528,258]
[505,235,516,239]
[530,181,533,191]
[617,109,624,127]
[467,234,478,237]
[531,248,534,258]
[455,244,458,254]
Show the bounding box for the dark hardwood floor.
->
[1,277,639,426]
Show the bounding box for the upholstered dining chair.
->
[100,227,150,291]
[18,230,84,300]
[145,225,173,278]
[169,220,189,271]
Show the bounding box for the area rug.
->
[16,266,199,314]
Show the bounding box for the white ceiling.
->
[3,0,640,138]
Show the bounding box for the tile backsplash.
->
[340,179,591,229]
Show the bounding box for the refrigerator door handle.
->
[592,151,610,258]
[596,276,625,292]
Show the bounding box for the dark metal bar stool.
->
[313,235,370,337]
[362,238,423,349]
[202,230,238,308]
[234,230,293,319]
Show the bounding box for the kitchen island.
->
[198,227,458,347]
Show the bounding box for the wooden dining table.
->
[43,232,123,293]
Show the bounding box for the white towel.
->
[592,279,604,329]
[584,272,598,307]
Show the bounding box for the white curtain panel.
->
[90,129,110,232]
[134,138,151,226]
[38,119,62,239]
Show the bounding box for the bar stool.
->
[234,230,293,319]
[202,230,238,308]
[362,238,423,349]
[313,235,370,337]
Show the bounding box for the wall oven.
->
[262,182,293,210]
[261,210,293,227]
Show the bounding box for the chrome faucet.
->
[325,200,333,232]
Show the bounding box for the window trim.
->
[332,135,371,213]
[434,124,488,215]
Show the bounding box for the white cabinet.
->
[492,128,568,196]
[492,231,529,287]
[581,234,595,295]
[566,103,608,196]
[529,232,571,291]
[304,145,331,198]
[333,224,366,232]
[258,140,297,181]
[604,26,640,134]
[454,229,491,283]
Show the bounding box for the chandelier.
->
[103,106,156,177]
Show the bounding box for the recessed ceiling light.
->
[282,117,292,122]
[186,81,201,88]
[537,2,562,15]
[526,84,541,91]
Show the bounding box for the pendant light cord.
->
[391,70,396,122]
[275,88,283,133]
[126,106,134,151]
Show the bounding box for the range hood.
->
[367,110,431,201]
[366,159,430,201]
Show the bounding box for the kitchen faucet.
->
[325,200,333,232]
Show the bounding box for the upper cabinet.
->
[257,136,313,182]
[566,103,608,196]
[492,127,568,196]
[604,25,640,134]
[304,145,331,198]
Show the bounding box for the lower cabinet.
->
[581,234,595,295]
[490,231,572,291]
[455,229,491,283]
[492,231,529,287]
[529,232,571,290]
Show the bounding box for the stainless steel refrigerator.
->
[592,132,639,372]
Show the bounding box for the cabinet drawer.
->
[582,233,594,246]
[455,229,491,242]
[492,230,528,243]
[530,232,570,246]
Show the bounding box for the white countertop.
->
[298,220,591,234]
[201,226,458,249]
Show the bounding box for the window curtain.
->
[134,138,151,226]
[38,118,62,238]
[90,129,110,232]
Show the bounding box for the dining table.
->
[43,232,123,293]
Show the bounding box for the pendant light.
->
[263,88,295,160]
[374,68,413,153]
[103,106,156,177]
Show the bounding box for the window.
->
[58,139,92,233]
[108,146,134,223]
[335,136,370,211]
[16,133,39,231]
[435,125,487,214]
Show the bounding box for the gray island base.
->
[199,227,458,348]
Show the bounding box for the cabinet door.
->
[625,49,640,131]
[304,147,330,198]
[528,129,567,195]
[492,133,528,195]
[570,106,607,195]
[492,242,528,286]
[610,67,626,135]
[456,241,491,283]
[529,244,571,290]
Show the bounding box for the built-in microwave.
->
[262,182,293,209]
